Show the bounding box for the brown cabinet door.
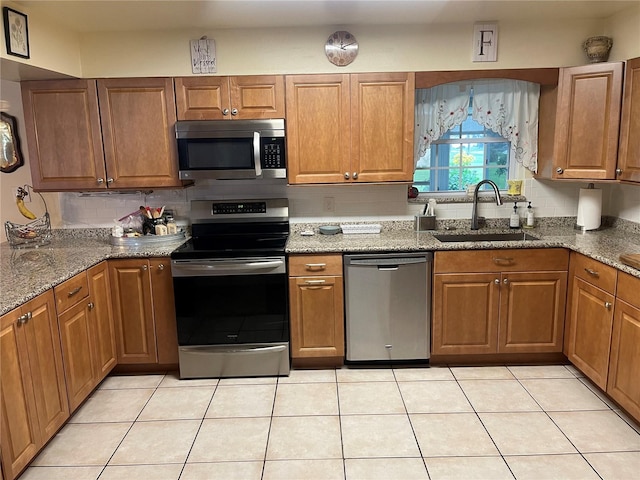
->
[618,57,640,183]
[149,258,179,365]
[553,63,623,179]
[567,277,615,389]
[175,76,230,120]
[57,301,96,412]
[230,75,285,119]
[21,79,106,191]
[432,273,500,355]
[289,276,344,359]
[285,74,351,184]
[98,78,181,188]
[1,308,41,480]
[607,298,640,420]
[350,72,415,183]
[21,291,69,441]
[87,262,117,381]
[498,271,567,353]
[108,259,158,364]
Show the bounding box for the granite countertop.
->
[2,222,639,316]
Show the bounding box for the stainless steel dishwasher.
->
[344,252,432,362]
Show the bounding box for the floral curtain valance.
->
[414,79,541,172]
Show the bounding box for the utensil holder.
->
[414,215,436,231]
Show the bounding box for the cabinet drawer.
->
[434,248,568,274]
[289,254,343,276]
[572,253,617,294]
[54,272,89,314]
[617,271,640,308]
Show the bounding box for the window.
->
[414,79,540,194]
[414,91,510,193]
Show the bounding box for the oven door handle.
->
[253,131,262,177]
[180,345,287,355]
[175,259,284,272]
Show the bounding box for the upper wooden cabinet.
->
[286,72,415,184]
[537,62,623,180]
[22,78,182,191]
[175,75,285,120]
[617,57,640,183]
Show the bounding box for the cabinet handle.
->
[494,279,500,285]
[344,172,350,179]
[616,168,623,175]
[107,178,114,184]
[304,279,326,284]
[156,264,165,271]
[231,108,238,116]
[88,302,95,310]
[97,178,104,184]
[222,108,230,116]
[68,286,83,297]
[141,264,148,271]
[353,172,358,179]
[556,167,564,174]
[305,263,326,269]
[503,278,509,285]
[385,344,392,349]
[493,257,514,265]
[17,312,32,325]
[605,302,612,310]
[584,268,599,277]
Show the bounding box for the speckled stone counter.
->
[0,232,188,316]
[2,222,640,316]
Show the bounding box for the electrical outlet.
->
[323,196,335,213]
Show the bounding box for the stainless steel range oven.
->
[170,199,290,378]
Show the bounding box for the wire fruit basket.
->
[4,186,52,248]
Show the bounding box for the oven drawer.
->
[178,343,290,378]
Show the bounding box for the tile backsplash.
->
[57,178,638,229]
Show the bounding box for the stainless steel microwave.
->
[176,119,286,180]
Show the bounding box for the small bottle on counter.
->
[165,215,177,235]
[510,202,520,229]
[525,201,535,228]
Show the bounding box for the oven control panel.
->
[212,202,267,215]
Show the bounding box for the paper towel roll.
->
[576,186,602,230]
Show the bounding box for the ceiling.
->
[14,0,640,32]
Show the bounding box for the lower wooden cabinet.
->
[56,262,116,412]
[1,290,69,480]
[108,258,178,365]
[606,272,640,420]
[288,254,345,363]
[432,249,568,356]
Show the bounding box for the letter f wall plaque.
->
[473,22,498,62]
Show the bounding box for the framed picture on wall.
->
[3,7,30,59]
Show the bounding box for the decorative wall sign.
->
[190,36,216,74]
[3,7,29,58]
[472,22,498,62]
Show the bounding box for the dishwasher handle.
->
[348,256,429,268]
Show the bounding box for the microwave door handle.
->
[253,131,262,177]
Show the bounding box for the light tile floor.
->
[21,365,640,480]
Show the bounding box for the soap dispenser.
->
[510,202,520,229]
[525,202,535,228]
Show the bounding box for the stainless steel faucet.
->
[471,179,503,230]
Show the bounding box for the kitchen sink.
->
[433,232,540,242]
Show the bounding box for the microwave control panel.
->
[261,137,286,169]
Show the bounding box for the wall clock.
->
[325,31,358,66]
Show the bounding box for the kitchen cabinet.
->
[617,57,640,183]
[108,258,178,365]
[566,253,617,390]
[607,272,640,420]
[55,263,116,412]
[432,249,568,356]
[21,78,182,191]
[288,254,344,365]
[537,62,623,180]
[1,290,69,480]
[286,72,414,184]
[175,75,285,120]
